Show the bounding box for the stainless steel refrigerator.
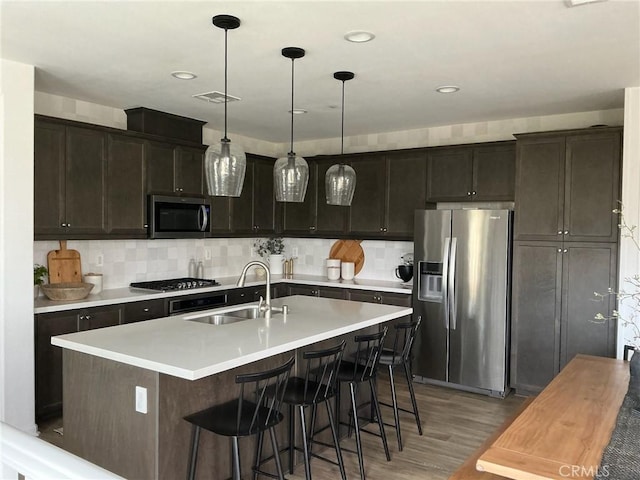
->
[412,209,512,397]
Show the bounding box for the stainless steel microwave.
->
[148,194,210,239]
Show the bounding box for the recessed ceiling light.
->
[436,85,460,94]
[344,31,375,43]
[171,71,197,80]
[289,109,308,115]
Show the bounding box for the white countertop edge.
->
[35,274,412,314]
[52,305,412,381]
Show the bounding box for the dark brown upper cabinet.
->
[106,134,147,237]
[146,143,204,196]
[348,150,427,239]
[514,128,621,243]
[34,117,108,239]
[426,142,515,202]
[231,154,276,235]
[281,156,348,237]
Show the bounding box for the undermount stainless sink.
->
[186,306,262,326]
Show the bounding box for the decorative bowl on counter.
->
[40,282,94,301]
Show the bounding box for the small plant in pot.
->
[34,264,48,298]
[253,237,285,276]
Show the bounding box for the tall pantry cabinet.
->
[511,127,621,395]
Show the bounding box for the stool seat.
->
[184,400,284,438]
[281,377,337,406]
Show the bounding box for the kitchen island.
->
[52,295,412,479]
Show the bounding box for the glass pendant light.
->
[326,71,356,206]
[205,14,246,197]
[274,47,309,202]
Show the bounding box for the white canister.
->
[341,262,355,280]
[268,254,284,275]
[327,259,341,280]
[83,273,103,294]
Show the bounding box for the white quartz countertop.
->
[35,273,412,314]
[52,296,412,380]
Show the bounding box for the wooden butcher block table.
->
[476,355,629,480]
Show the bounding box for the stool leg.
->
[187,425,200,480]
[231,436,241,480]
[298,404,312,480]
[269,426,286,480]
[349,382,366,480]
[326,399,347,480]
[403,360,423,435]
[369,378,391,461]
[308,403,319,459]
[288,403,295,474]
[253,430,265,480]
[388,364,403,451]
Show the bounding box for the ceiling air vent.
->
[192,91,241,104]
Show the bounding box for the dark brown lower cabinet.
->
[287,284,348,299]
[510,241,617,395]
[35,305,121,421]
[123,299,167,323]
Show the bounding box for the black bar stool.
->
[378,317,423,451]
[183,356,295,480]
[336,327,390,480]
[279,340,347,480]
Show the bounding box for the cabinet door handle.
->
[563,249,568,253]
[383,227,387,232]
[61,223,67,227]
[557,248,562,253]
[472,191,477,195]
[558,231,563,235]
[79,315,84,320]
[143,224,149,228]
[84,315,91,320]
[309,226,316,231]
[143,308,150,312]
[467,192,471,196]
[67,223,71,227]
[564,231,569,235]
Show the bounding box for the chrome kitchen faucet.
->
[237,261,287,317]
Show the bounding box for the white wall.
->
[0,59,37,434]
[618,87,640,357]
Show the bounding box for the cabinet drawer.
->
[123,299,167,323]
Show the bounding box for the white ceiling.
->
[2,0,639,143]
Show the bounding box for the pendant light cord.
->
[340,79,345,156]
[289,58,295,155]
[223,27,229,142]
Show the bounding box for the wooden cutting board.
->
[47,240,83,284]
[329,240,365,275]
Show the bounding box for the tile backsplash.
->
[34,238,413,289]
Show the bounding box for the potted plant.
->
[34,264,48,299]
[253,237,285,275]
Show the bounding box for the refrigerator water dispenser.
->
[418,261,443,302]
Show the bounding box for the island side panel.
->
[63,350,159,480]
[157,352,293,480]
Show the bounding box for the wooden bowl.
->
[40,282,94,301]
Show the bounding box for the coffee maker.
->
[395,253,414,283]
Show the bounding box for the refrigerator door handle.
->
[449,237,458,330]
[442,237,451,329]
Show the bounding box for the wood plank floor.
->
[39,372,526,479]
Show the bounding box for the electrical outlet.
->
[204,248,211,260]
[292,247,298,258]
[96,254,104,267]
[135,386,147,414]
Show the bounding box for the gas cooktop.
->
[129,278,220,292]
